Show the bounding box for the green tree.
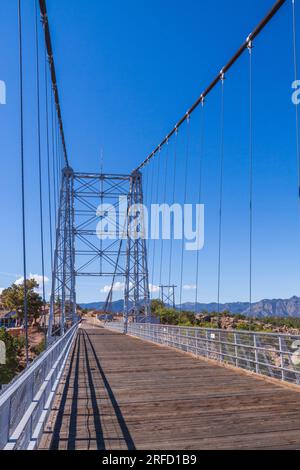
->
[151,299,165,314]
[1,279,44,325]
[0,328,20,385]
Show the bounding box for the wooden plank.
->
[38,323,300,450]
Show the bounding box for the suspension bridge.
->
[1,0,300,450]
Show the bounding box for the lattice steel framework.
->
[124,171,151,331]
[73,172,129,278]
[48,169,150,339]
[160,285,177,309]
[48,167,76,340]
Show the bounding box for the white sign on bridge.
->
[0,340,6,365]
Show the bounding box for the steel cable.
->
[179,118,191,313]
[159,142,169,288]
[18,0,29,365]
[195,101,205,312]
[148,159,155,296]
[35,0,47,335]
[151,152,161,293]
[47,95,54,271]
[248,43,253,319]
[134,1,287,172]
[292,0,300,201]
[217,78,225,321]
[168,131,178,295]
[51,93,57,228]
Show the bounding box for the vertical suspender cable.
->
[151,151,161,291]
[143,166,149,292]
[35,0,46,334]
[47,95,54,271]
[159,141,169,287]
[148,159,155,296]
[217,77,225,322]
[179,117,191,313]
[56,112,61,199]
[292,0,300,200]
[18,0,29,366]
[168,130,178,295]
[134,1,288,174]
[144,165,149,206]
[195,100,205,312]
[248,42,253,319]
[51,94,57,228]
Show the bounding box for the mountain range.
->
[80,296,300,318]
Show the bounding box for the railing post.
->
[279,337,285,382]
[254,334,260,375]
[205,330,209,358]
[195,329,199,357]
[219,332,222,362]
[234,333,238,368]
[6,396,12,447]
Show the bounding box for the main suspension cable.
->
[134,0,287,173]
[39,0,69,167]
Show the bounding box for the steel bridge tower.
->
[160,285,177,309]
[48,167,76,340]
[124,171,151,332]
[47,168,150,340]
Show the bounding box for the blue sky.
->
[0,0,300,304]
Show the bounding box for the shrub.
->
[30,340,45,356]
[0,328,19,385]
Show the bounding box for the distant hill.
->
[80,296,300,318]
[180,296,300,317]
[80,300,124,312]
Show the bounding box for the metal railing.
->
[105,322,300,386]
[0,323,78,450]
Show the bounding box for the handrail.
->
[104,322,300,386]
[125,322,300,339]
[0,323,79,450]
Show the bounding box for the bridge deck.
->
[39,322,300,450]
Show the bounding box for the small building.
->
[0,311,18,329]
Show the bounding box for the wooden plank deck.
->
[39,322,300,450]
